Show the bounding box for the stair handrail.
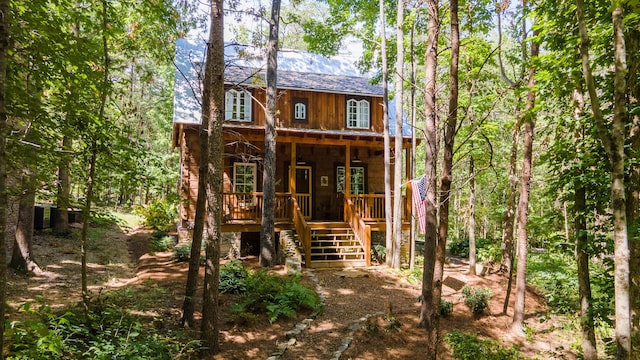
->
[344,197,371,266]
[291,197,311,266]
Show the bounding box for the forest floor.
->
[5,223,582,359]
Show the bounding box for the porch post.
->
[405,146,412,221]
[290,142,296,197]
[345,144,351,199]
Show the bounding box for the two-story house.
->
[172,39,415,268]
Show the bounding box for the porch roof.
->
[223,124,415,147]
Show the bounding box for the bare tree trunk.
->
[431,0,459,347]
[260,0,281,267]
[575,162,598,360]
[502,125,519,314]
[468,156,476,275]
[391,0,405,270]
[418,0,439,358]
[511,29,539,335]
[379,0,392,267]
[409,18,417,270]
[81,141,98,310]
[611,5,631,358]
[577,0,631,356]
[181,127,208,328]
[625,26,640,354]
[0,2,8,357]
[53,135,72,235]
[10,173,43,275]
[200,0,224,354]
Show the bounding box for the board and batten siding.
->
[238,89,384,132]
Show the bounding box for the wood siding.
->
[225,89,385,133]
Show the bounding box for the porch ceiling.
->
[223,124,416,148]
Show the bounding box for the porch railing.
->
[223,192,292,222]
[292,197,311,264]
[295,194,311,219]
[344,197,371,266]
[348,194,410,222]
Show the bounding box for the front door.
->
[292,166,312,219]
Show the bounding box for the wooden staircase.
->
[302,223,367,268]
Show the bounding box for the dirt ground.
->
[6,224,581,359]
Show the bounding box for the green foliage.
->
[461,286,492,315]
[447,238,491,258]
[173,244,192,262]
[230,270,321,324]
[371,244,386,263]
[440,300,454,317]
[134,200,177,231]
[528,252,614,322]
[444,330,521,360]
[149,235,176,251]
[383,312,402,332]
[7,297,200,359]
[219,260,249,294]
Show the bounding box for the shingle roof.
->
[224,65,383,97]
[172,38,412,137]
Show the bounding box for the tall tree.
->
[391,0,405,269]
[419,0,440,357]
[380,0,392,268]
[181,124,208,327]
[468,156,476,275]
[200,0,224,354]
[0,0,9,356]
[511,18,539,334]
[577,0,630,356]
[260,0,281,267]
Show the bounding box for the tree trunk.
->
[431,0,458,345]
[511,29,539,335]
[10,173,43,275]
[502,123,519,314]
[418,0,439,358]
[575,164,598,360]
[625,25,640,354]
[53,135,72,235]
[611,4,631,358]
[200,0,224,354]
[577,0,631,356]
[379,0,392,267]
[391,0,405,270]
[0,1,8,357]
[181,126,208,328]
[468,156,476,275]
[260,0,281,268]
[81,141,98,310]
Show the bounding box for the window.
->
[336,166,366,194]
[233,163,257,206]
[292,97,308,122]
[225,89,252,122]
[346,98,370,129]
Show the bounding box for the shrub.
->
[219,260,248,294]
[151,235,176,252]
[447,238,491,258]
[231,271,321,323]
[440,300,453,317]
[7,299,200,359]
[173,244,192,262]
[461,285,492,315]
[134,200,177,231]
[444,330,521,360]
[371,244,386,263]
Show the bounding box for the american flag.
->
[411,175,426,234]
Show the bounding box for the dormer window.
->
[225,89,252,122]
[292,97,308,123]
[346,98,370,129]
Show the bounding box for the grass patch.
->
[444,330,521,360]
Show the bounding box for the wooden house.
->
[172,40,415,268]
